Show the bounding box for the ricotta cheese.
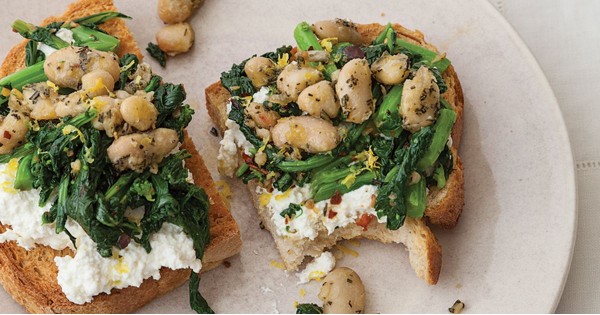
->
[0,159,203,305]
[259,184,386,240]
[55,222,202,304]
[252,87,270,104]
[296,251,336,284]
[217,101,256,177]
[38,28,74,57]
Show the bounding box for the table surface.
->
[489,0,600,313]
[0,0,595,313]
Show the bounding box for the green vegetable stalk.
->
[374,84,403,137]
[395,38,451,73]
[416,107,457,170]
[294,21,323,51]
[13,154,34,190]
[406,177,426,218]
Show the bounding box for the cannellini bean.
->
[55,92,86,118]
[318,267,366,314]
[158,0,193,24]
[245,102,280,128]
[120,96,159,131]
[244,57,278,88]
[81,70,115,98]
[91,96,123,136]
[298,81,339,118]
[114,90,132,100]
[21,83,60,120]
[401,66,440,133]
[313,19,363,45]
[335,59,373,123]
[44,46,119,89]
[371,52,410,85]
[107,128,179,172]
[276,62,324,101]
[0,111,29,154]
[156,23,195,56]
[271,116,340,153]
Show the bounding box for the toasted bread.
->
[205,22,464,284]
[0,0,241,313]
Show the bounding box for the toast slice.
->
[0,0,241,313]
[205,22,464,284]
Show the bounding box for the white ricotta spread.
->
[0,161,72,250]
[217,101,256,177]
[38,28,74,57]
[55,222,202,304]
[0,159,203,305]
[258,184,386,240]
[316,184,385,234]
[296,251,336,284]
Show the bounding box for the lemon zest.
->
[335,244,359,257]
[270,260,285,269]
[259,192,272,207]
[277,53,290,68]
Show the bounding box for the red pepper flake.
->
[328,209,338,219]
[248,163,268,175]
[3,131,11,140]
[241,153,253,164]
[355,213,375,231]
[330,191,342,205]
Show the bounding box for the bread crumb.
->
[260,286,273,293]
[381,12,385,17]
[223,260,231,268]
[455,283,462,289]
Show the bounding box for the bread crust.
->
[0,0,241,312]
[205,21,465,284]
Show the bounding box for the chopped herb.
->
[280,203,303,219]
[296,303,323,314]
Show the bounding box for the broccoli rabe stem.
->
[374,84,403,137]
[71,26,120,52]
[12,20,70,49]
[277,154,335,173]
[72,11,131,26]
[405,176,426,218]
[294,21,323,51]
[373,23,393,45]
[416,107,457,170]
[0,61,47,90]
[13,154,34,190]
[313,171,376,202]
[395,38,451,73]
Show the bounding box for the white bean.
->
[244,57,278,88]
[55,92,87,118]
[271,116,340,153]
[91,96,123,137]
[335,58,373,123]
[245,102,280,128]
[313,19,363,45]
[21,83,60,120]
[297,81,339,118]
[81,70,115,98]
[120,96,159,131]
[318,267,366,314]
[156,23,195,56]
[107,128,179,172]
[44,47,119,89]
[158,0,193,24]
[401,66,440,133]
[276,62,324,101]
[371,52,410,85]
[0,111,29,154]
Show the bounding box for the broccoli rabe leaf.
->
[146,42,167,67]
[220,60,256,97]
[296,303,323,314]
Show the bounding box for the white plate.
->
[0,0,576,313]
